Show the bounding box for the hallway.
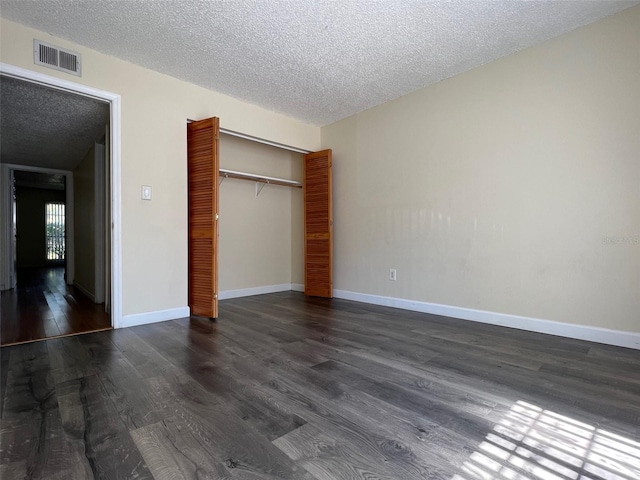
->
[0,267,111,346]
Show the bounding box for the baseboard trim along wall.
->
[218,283,293,300]
[120,306,190,328]
[73,282,95,303]
[333,289,640,351]
[118,285,640,350]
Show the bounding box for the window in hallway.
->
[45,201,65,261]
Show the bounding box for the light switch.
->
[141,185,152,200]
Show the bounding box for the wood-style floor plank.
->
[1,267,111,346]
[131,417,236,480]
[56,374,153,479]
[1,291,639,479]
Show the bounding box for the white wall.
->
[322,6,640,335]
[218,134,303,293]
[291,158,304,286]
[0,18,320,316]
[73,145,95,298]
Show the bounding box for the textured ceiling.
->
[0,76,109,170]
[1,1,638,126]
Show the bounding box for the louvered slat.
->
[187,118,220,318]
[304,150,333,298]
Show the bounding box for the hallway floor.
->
[0,267,111,346]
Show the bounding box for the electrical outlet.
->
[389,268,397,281]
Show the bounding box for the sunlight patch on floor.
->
[453,400,640,480]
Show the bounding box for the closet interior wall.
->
[218,134,304,293]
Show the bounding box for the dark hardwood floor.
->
[1,291,639,479]
[0,267,111,346]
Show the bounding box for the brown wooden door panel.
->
[304,149,333,298]
[187,117,219,318]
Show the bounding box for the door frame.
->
[94,141,106,304]
[0,165,16,290]
[0,62,122,328]
[2,163,74,285]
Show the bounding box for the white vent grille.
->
[34,40,81,76]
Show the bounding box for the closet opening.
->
[187,119,333,321]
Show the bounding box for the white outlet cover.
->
[141,185,152,200]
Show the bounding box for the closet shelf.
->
[219,169,302,188]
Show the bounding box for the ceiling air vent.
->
[33,39,81,76]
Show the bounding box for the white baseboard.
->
[73,282,95,302]
[333,289,640,351]
[120,306,190,329]
[218,283,293,300]
[117,286,640,350]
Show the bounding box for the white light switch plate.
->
[141,185,152,200]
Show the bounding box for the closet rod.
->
[186,119,311,154]
[220,128,311,155]
[219,168,302,188]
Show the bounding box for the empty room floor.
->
[0,267,111,346]
[1,292,638,479]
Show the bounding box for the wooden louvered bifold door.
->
[187,117,220,318]
[304,149,333,298]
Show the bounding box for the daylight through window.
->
[46,202,65,261]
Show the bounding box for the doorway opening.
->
[0,64,122,345]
